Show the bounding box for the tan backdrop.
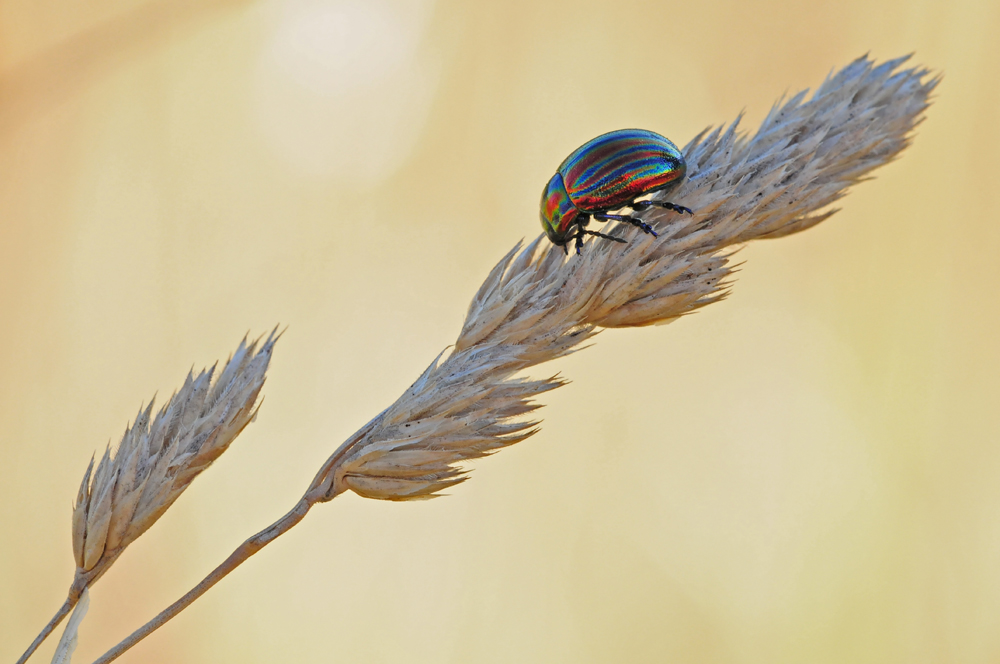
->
[2,0,999,662]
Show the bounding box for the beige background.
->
[2,0,998,662]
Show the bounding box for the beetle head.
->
[540,173,580,246]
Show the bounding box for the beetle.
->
[540,128,692,255]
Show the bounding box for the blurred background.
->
[1,0,998,662]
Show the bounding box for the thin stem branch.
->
[85,418,379,664]
[15,598,76,664]
[89,497,314,664]
[17,557,109,664]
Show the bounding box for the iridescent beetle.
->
[540,128,692,255]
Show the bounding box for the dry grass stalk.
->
[16,332,279,664]
[86,54,935,664]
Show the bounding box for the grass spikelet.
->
[16,331,279,664]
[72,329,279,580]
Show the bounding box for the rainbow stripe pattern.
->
[559,129,685,212]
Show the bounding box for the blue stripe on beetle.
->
[540,129,692,255]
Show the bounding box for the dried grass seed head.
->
[315,55,936,502]
[71,330,279,580]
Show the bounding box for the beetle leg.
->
[659,201,693,214]
[593,212,659,238]
[572,217,592,255]
[632,199,693,215]
[569,217,625,255]
[582,229,626,243]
